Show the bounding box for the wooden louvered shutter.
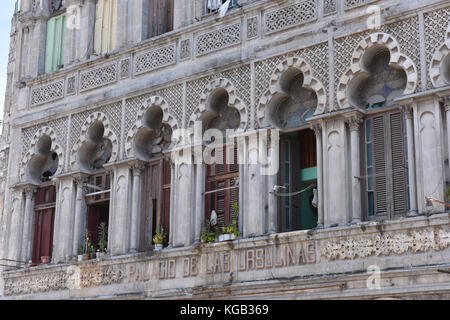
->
[389,112,408,215]
[148,0,174,39]
[205,145,239,227]
[372,115,388,217]
[366,111,408,219]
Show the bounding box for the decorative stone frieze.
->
[195,23,241,56]
[30,79,65,107]
[247,16,258,39]
[134,44,176,76]
[263,0,317,34]
[79,62,118,92]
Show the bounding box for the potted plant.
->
[96,222,108,259]
[40,256,50,264]
[219,203,240,241]
[153,226,166,251]
[201,219,218,244]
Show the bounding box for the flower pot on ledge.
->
[40,256,50,264]
[154,244,163,251]
[82,253,90,261]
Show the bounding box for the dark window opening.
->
[278,130,318,233]
[85,173,111,251]
[32,185,57,264]
[148,0,174,39]
[141,159,171,250]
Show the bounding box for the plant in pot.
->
[81,229,91,261]
[153,226,166,251]
[96,222,108,259]
[40,255,50,265]
[219,203,240,241]
[201,219,218,244]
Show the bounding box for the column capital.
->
[72,172,89,186]
[345,114,364,132]
[400,104,414,120]
[130,160,146,176]
[439,96,450,110]
[23,185,38,199]
[310,123,322,137]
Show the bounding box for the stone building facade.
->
[0,0,450,300]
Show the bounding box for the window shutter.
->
[94,0,117,55]
[372,115,388,216]
[390,112,408,214]
[148,0,174,39]
[45,14,65,74]
[205,145,239,227]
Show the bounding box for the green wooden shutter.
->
[45,14,66,74]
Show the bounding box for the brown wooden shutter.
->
[161,159,171,246]
[32,186,56,264]
[205,145,239,227]
[148,0,174,38]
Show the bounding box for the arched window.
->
[266,66,319,232]
[202,87,241,231]
[132,105,173,250]
[352,46,410,220]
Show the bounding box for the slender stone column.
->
[346,115,363,224]
[130,161,145,253]
[404,105,418,217]
[21,186,37,263]
[72,174,87,257]
[311,123,324,228]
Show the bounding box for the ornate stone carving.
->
[125,95,178,159]
[337,33,418,110]
[66,75,77,96]
[189,78,248,131]
[120,58,130,79]
[79,62,118,92]
[258,56,327,128]
[21,126,65,182]
[323,0,337,15]
[320,228,450,261]
[30,79,65,107]
[263,0,317,34]
[70,112,119,171]
[345,114,364,132]
[344,0,376,10]
[196,22,241,56]
[180,39,191,60]
[247,16,258,39]
[134,44,176,76]
[429,23,450,88]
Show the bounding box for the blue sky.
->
[0,1,16,120]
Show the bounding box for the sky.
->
[0,1,16,121]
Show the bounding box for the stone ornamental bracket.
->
[189,78,249,132]
[70,112,119,171]
[430,23,450,88]
[20,126,64,181]
[257,56,327,128]
[125,95,179,158]
[337,33,418,110]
